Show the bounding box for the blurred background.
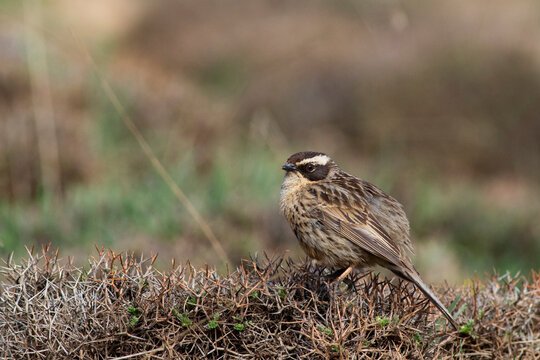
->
[1,0,539,283]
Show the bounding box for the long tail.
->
[392,267,459,330]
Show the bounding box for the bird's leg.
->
[336,266,354,281]
[325,267,349,281]
[324,266,356,290]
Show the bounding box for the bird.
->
[279,151,458,329]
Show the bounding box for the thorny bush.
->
[0,247,538,359]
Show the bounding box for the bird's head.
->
[282,151,337,182]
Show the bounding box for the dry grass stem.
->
[0,248,538,359]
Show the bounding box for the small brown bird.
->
[280,151,458,329]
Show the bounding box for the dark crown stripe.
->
[287,151,328,164]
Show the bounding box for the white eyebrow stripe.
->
[296,155,330,166]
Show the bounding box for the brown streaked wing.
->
[360,181,413,253]
[310,184,406,268]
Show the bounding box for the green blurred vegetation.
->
[1,0,539,281]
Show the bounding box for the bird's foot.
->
[324,266,357,291]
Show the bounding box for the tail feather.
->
[392,267,459,330]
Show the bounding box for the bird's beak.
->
[282,163,297,172]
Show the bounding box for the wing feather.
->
[308,178,410,268]
[313,206,406,267]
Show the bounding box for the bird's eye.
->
[306,164,315,172]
